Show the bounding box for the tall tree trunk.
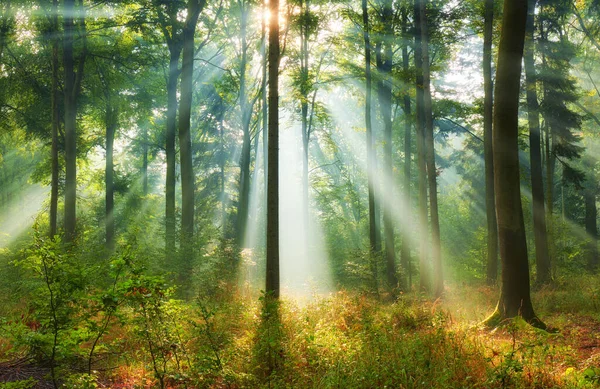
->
[237,0,251,247]
[376,0,397,290]
[414,0,429,293]
[166,48,180,258]
[266,0,280,298]
[50,0,59,238]
[420,0,442,297]
[105,105,117,252]
[540,24,555,280]
[63,0,76,243]
[483,0,498,285]
[362,0,379,291]
[400,6,412,289]
[63,0,85,242]
[487,0,544,328]
[178,0,202,286]
[262,0,268,206]
[300,0,311,253]
[524,0,551,285]
[585,186,598,272]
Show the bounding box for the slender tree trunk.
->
[262,1,268,205]
[166,49,180,258]
[524,0,551,285]
[362,0,379,291]
[266,0,280,298]
[414,0,429,293]
[63,0,77,242]
[376,0,397,290]
[142,124,148,195]
[237,1,251,247]
[63,0,85,242]
[219,110,226,232]
[178,0,202,285]
[300,0,311,253]
[105,105,117,252]
[585,187,598,272]
[483,0,498,285]
[540,24,555,280]
[50,0,59,238]
[487,0,544,328]
[420,0,442,297]
[400,7,412,290]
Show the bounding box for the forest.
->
[0,0,600,387]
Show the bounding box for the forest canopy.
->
[1,0,600,387]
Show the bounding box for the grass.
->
[1,276,600,388]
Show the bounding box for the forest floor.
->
[1,276,600,388]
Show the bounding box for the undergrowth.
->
[0,233,599,388]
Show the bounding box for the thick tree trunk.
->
[400,7,412,289]
[487,0,543,328]
[524,0,551,285]
[63,0,77,242]
[105,105,117,252]
[414,0,429,293]
[165,49,180,258]
[237,1,251,247]
[266,0,280,298]
[178,0,202,285]
[420,0,442,297]
[50,0,59,238]
[376,0,397,290]
[483,0,498,285]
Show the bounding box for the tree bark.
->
[63,0,85,243]
[487,0,544,328]
[414,0,429,293]
[420,0,442,297]
[362,0,379,291]
[483,0,498,285]
[524,0,551,285]
[166,48,181,258]
[178,0,203,285]
[50,0,59,238]
[266,0,280,298]
[375,0,397,290]
[400,6,412,290]
[237,0,252,247]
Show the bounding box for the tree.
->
[374,0,397,290]
[178,0,205,285]
[483,0,498,285]
[362,0,380,289]
[486,0,544,328]
[49,0,60,239]
[524,0,551,286]
[266,0,281,299]
[419,0,443,297]
[414,0,429,293]
[63,0,86,242]
[400,4,413,290]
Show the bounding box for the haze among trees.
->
[1,0,600,387]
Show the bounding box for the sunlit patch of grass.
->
[2,276,600,388]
